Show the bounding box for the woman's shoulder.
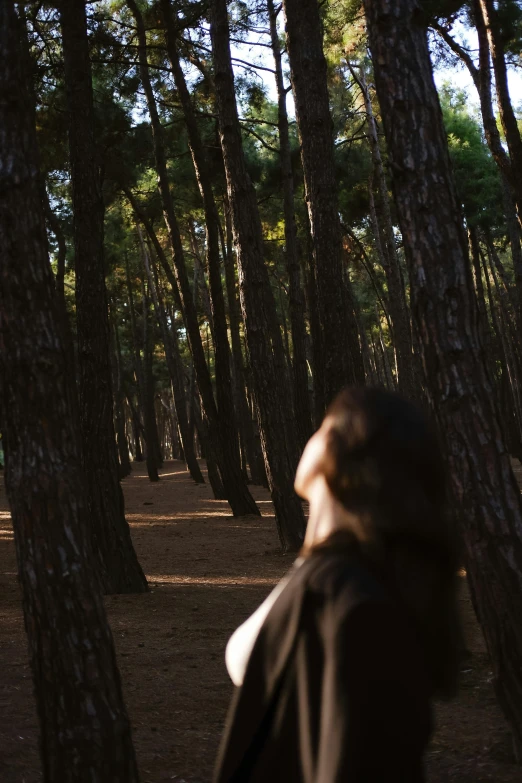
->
[302,544,390,611]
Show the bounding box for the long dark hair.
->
[319,387,461,699]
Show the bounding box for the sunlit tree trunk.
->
[0,4,140,777]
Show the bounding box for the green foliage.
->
[440,83,504,228]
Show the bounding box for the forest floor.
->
[1,459,521,782]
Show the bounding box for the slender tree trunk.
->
[142,284,163,475]
[160,0,249,484]
[125,255,159,483]
[352,64,416,398]
[479,0,522,227]
[43,188,67,307]
[433,5,522,226]
[0,5,140,777]
[129,399,144,462]
[111,318,132,479]
[210,0,305,550]
[364,0,522,755]
[479,242,522,459]
[267,0,313,449]
[138,225,205,483]
[306,232,325,427]
[502,174,522,324]
[126,0,258,516]
[282,0,363,407]
[221,199,267,486]
[59,0,147,594]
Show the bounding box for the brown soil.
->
[0,460,520,782]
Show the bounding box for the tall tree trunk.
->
[352,64,416,398]
[129,398,144,462]
[210,0,305,551]
[0,4,140,777]
[364,0,522,756]
[138,224,205,484]
[127,0,258,517]
[221,199,267,486]
[282,0,363,407]
[479,0,522,228]
[142,283,163,475]
[125,255,159,483]
[111,318,132,479]
[160,0,249,485]
[501,175,522,324]
[432,5,522,226]
[267,0,313,449]
[59,0,147,594]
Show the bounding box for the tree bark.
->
[267,0,313,449]
[0,4,140,777]
[127,0,258,517]
[210,0,306,550]
[282,0,363,407]
[364,0,522,755]
[59,0,147,594]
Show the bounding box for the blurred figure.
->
[215,387,461,782]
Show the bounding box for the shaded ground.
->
[0,460,520,782]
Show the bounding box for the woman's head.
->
[296,387,461,699]
[296,387,447,547]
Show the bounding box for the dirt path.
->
[0,460,520,781]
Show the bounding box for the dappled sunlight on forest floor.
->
[0,460,520,782]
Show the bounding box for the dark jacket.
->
[214,541,433,783]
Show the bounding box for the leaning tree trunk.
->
[0,5,140,778]
[127,0,258,517]
[282,0,364,406]
[364,0,522,756]
[479,0,522,228]
[59,0,147,593]
[267,0,313,449]
[210,0,306,551]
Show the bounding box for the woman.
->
[215,387,461,782]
